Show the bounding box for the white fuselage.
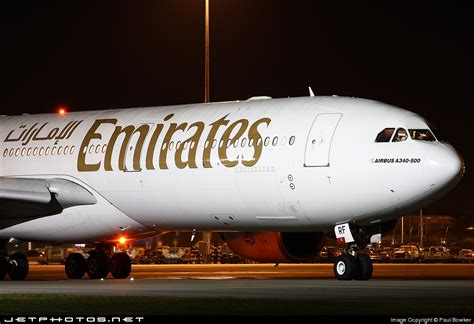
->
[0,96,463,242]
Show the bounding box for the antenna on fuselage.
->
[308,86,315,97]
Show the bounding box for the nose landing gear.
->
[334,251,373,280]
[333,223,373,280]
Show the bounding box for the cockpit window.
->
[392,128,408,142]
[375,128,395,142]
[408,129,436,141]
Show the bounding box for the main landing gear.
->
[0,240,29,281]
[333,224,373,281]
[65,244,131,280]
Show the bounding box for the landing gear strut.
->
[64,244,132,280]
[333,223,373,281]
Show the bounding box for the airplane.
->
[0,95,463,281]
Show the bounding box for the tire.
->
[87,251,109,279]
[8,253,29,280]
[0,257,8,280]
[354,253,373,280]
[110,252,132,279]
[333,254,356,280]
[65,253,86,279]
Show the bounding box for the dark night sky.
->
[1,1,473,218]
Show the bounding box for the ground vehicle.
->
[128,248,146,264]
[459,249,473,258]
[25,249,47,265]
[393,245,420,262]
[319,247,341,263]
[367,247,391,263]
[42,246,89,265]
[157,247,193,264]
[459,249,473,263]
[428,246,449,261]
[42,246,68,264]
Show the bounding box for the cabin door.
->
[304,113,342,167]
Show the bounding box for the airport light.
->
[445,226,449,245]
[202,0,212,264]
[204,0,210,103]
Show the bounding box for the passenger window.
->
[392,128,408,142]
[408,129,436,141]
[375,128,395,142]
[33,147,38,156]
[27,148,32,156]
[289,136,295,145]
[272,137,278,146]
[3,149,7,157]
[264,137,270,146]
[70,146,75,154]
[241,138,247,147]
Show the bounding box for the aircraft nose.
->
[425,144,464,189]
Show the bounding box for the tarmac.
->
[0,264,472,300]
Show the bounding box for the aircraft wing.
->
[0,177,97,229]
